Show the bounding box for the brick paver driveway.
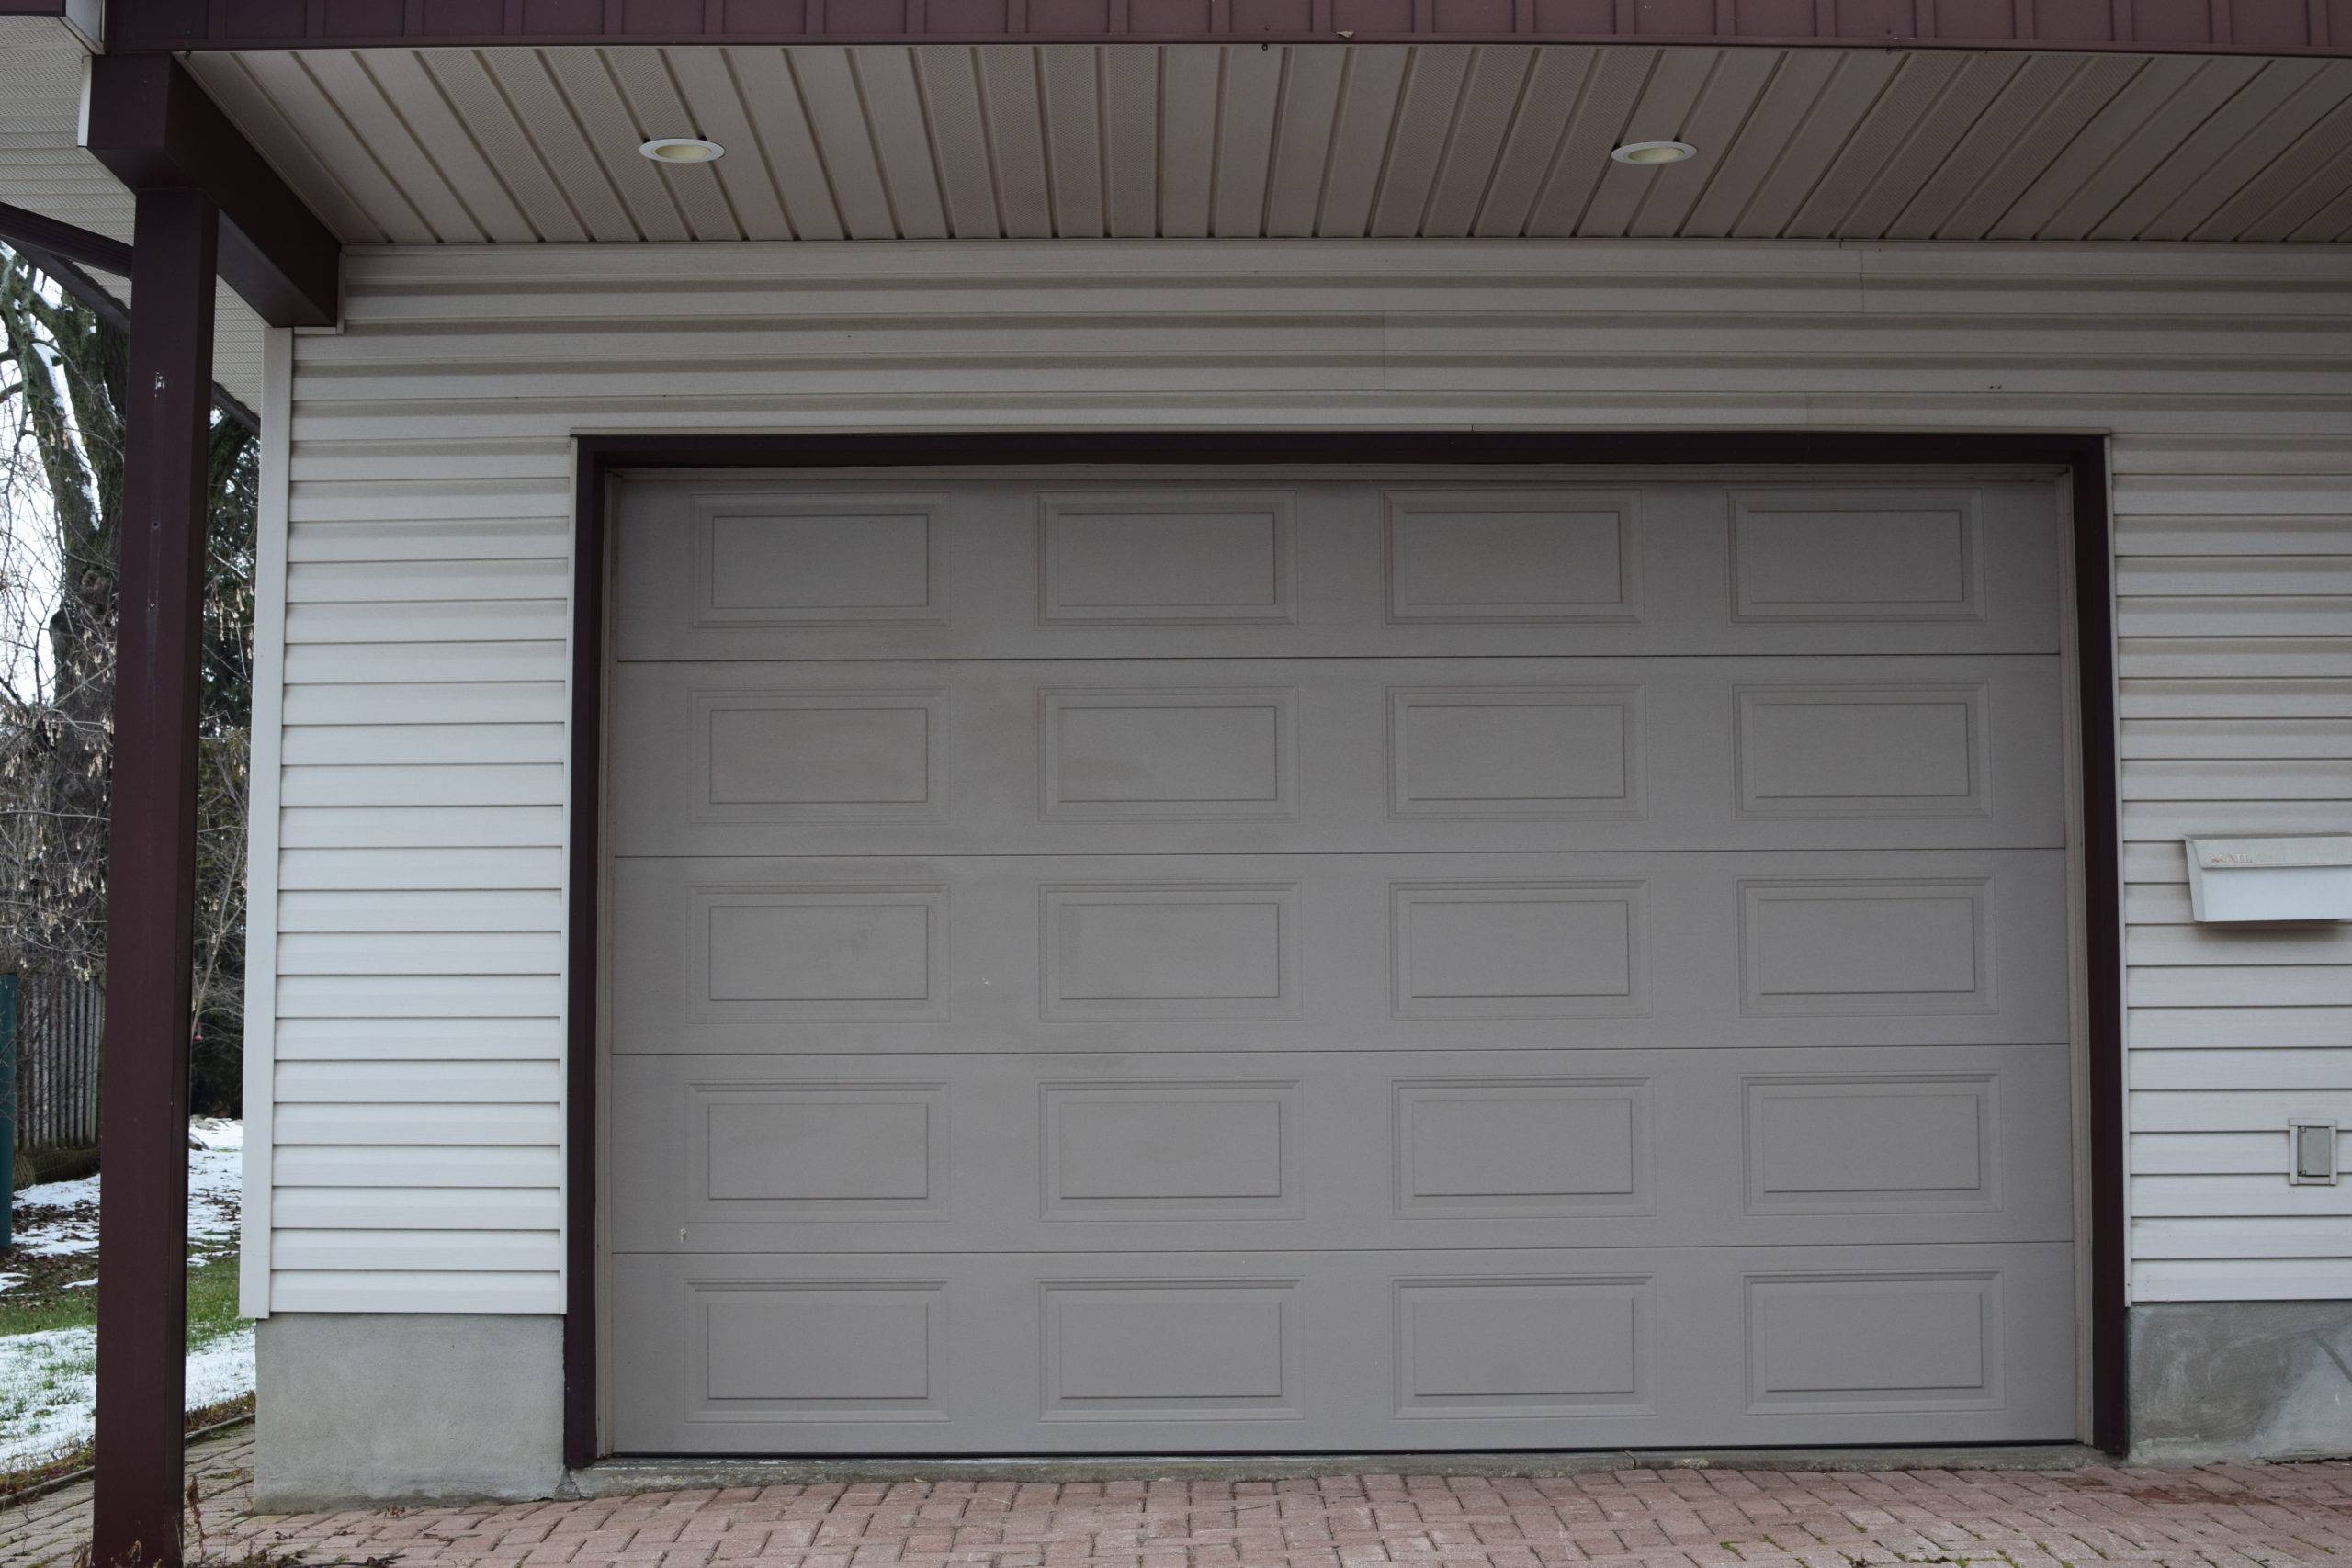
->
[13,1430,2352,1567]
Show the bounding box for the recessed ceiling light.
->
[639,136,725,164]
[1611,140,1697,166]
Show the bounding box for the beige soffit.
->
[186,41,2352,244]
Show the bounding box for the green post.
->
[0,973,16,1249]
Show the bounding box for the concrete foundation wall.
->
[2131,1303,2352,1464]
[254,1313,565,1509]
[247,1301,2352,1500]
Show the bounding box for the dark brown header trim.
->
[565,429,2128,1465]
[107,0,2352,57]
[85,56,341,329]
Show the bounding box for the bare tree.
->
[0,248,256,1114]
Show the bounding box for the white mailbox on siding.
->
[2185,837,2352,923]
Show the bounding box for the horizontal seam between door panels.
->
[612,653,2073,663]
[609,847,2077,858]
[609,1241,2085,1253]
[606,1043,2079,1051]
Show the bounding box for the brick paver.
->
[14,1436,2352,1568]
[2,1426,254,1567]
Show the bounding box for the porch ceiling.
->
[187,42,2352,244]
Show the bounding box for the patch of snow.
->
[11,1172,98,1213]
[0,1323,253,1467]
[189,1117,240,1151]
[186,1325,254,1407]
[8,1169,100,1260]
[6,1118,242,1261]
[0,1325,97,1466]
[7,1201,96,1259]
[187,1118,243,1249]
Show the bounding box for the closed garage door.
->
[605,468,2078,1454]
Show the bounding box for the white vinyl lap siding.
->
[263,420,576,1313]
[251,240,2352,1315]
[2115,438,2352,1303]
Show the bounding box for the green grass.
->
[0,1283,94,1337]
[187,1253,245,1346]
[0,1253,244,1340]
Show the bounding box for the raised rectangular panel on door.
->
[1383,489,1640,624]
[1388,685,1644,820]
[1392,1078,1651,1217]
[1389,883,1645,1019]
[1736,684,1988,819]
[1394,1277,1655,1418]
[606,468,2078,1454]
[1731,487,1985,624]
[1748,1269,2003,1407]
[1040,1280,1304,1420]
[692,689,942,825]
[1038,491,1295,626]
[691,884,944,1022]
[689,491,948,628]
[1040,1080,1303,1220]
[691,1081,949,1218]
[1745,1076,1998,1213]
[689,1280,950,1420]
[1041,687,1296,822]
[1040,882,1300,1022]
[1739,876,1998,1017]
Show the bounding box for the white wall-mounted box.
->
[2185,837,2352,923]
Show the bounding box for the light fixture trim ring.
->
[639,136,727,164]
[1611,140,1699,165]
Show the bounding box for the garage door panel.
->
[607,468,2081,1455]
[611,851,2070,1055]
[606,1045,2074,1255]
[614,476,2062,663]
[608,1243,2076,1452]
[611,658,2064,857]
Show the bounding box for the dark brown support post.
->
[76,52,334,1551]
[90,185,218,1568]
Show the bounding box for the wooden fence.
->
[13,971,103,1150]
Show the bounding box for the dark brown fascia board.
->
[103,0,2351,57]
[85,55,339,329]
[0,1,66,14]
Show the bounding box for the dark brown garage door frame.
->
[562,431,2127,1466]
